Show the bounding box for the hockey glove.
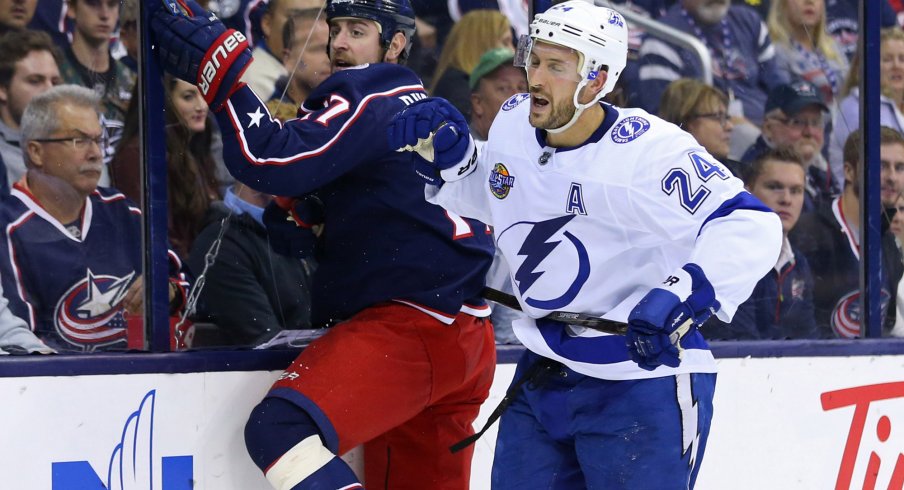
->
[151,0,252,110]
[388,97,477,185]
[626,263,720,371]
[263,195,323,259]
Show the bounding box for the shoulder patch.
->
[502,93,530,112]
[489,163,516,199]
[610,116,650,144]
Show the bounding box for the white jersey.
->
[429,95,783,380]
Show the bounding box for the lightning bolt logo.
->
[677,374,702,476]
[510,215,590,310]
[514,215,574,292]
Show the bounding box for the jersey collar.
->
[534,102,620,153]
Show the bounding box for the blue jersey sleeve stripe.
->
[225,84,425,167]
[699,191,773,236]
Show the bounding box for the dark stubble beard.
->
[530,96,576,131]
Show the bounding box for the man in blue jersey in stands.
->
[390,1,782,487]
[150,0,495,488]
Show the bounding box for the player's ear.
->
[470,92,484,117]
[843,160,856,184]
[0,84,9,106]
[25,141,43,169]
[383,32,407,63]
[261,10,274,41]
[578,69,607,104]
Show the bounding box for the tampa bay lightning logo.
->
[502,93,530,112]
[611,116,650,144]
[54,269,136,350]
[498,215,590,310]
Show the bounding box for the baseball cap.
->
[469,48,516,91]
[765,80,829,115]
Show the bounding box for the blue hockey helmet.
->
[326,0,417,59]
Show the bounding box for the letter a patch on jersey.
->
[565,182,587,215]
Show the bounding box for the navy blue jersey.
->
[790,198,903,338]
[216,63,494,326]
[0,183,188,352]
[29,0,70,48]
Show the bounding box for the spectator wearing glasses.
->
[707,147,819,339]
[658,78,740,174]
[0,85,189,352]
[790,127,904,338]
[741,80,835,211]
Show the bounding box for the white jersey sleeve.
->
[424,96,782,380]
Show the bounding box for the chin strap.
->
[546,78,601,134]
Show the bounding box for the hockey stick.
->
[482,287,696,346]
[481,287,628,335]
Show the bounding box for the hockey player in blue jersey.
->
[150,0,496,488]
[389,1,783,487]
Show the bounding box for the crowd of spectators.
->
[0,0,899,354]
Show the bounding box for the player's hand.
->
[388,97,476,185]
[151,0,252,110]
[263,195,323,259]
[626,264,719,371]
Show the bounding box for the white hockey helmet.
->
[518,0,629,131]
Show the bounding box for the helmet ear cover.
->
[326,0,417,59]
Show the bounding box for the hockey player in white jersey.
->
[389,1,782,487]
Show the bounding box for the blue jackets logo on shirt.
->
[502,93,530,112]
[611,116,650,143]
[55,269,136,350]
[489,163,516,199]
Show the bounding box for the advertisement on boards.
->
[0,356,902,488]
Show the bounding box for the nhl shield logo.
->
[489,163,516,199]
[611,116,650,144]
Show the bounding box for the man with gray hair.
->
[0,85,189,352]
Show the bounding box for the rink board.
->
[1,348,903,489]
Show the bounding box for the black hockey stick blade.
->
[481,287,627,335]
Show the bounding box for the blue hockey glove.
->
[388,97,477,185]
[151,0,252,110]
[626,264,720,371]
[263,196,323,259]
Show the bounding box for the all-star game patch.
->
[489,163,516,199]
